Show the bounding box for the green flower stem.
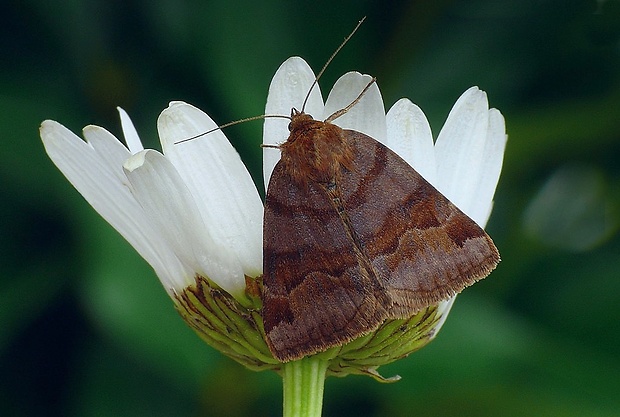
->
[282,357,329,417]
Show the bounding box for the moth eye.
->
[288,122,293,131]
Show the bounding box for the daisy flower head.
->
[40,55,505,378]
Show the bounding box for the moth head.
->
[287,108,316,136]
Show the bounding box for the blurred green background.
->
[2,0,620,416]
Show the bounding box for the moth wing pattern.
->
[263,161,391,362]
[339,130,500,317]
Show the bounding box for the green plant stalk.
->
[282,357,329,417]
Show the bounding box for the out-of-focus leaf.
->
[523,164,618,251]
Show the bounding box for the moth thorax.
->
[281,116,354,186]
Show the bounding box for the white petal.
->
[435,87,491,221]
[40,121,190,291]
[117,107,144,154]
[323,71,387,143]
[263,57,324,188]
[429,297,456,340]
[470,109,507,227]
[124,150,246,297]
[83,124,133,182]
[386,98,437,186]
[157,102,264,278]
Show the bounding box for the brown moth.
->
[262,103,500,362]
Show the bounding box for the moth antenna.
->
[260,143,281,149]
[300,16,367,113]
[174,114,290,145]
[324,77,377,123]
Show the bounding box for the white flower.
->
[40,56,505,345]
[40,104,263,301]
[262,57,506,337]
